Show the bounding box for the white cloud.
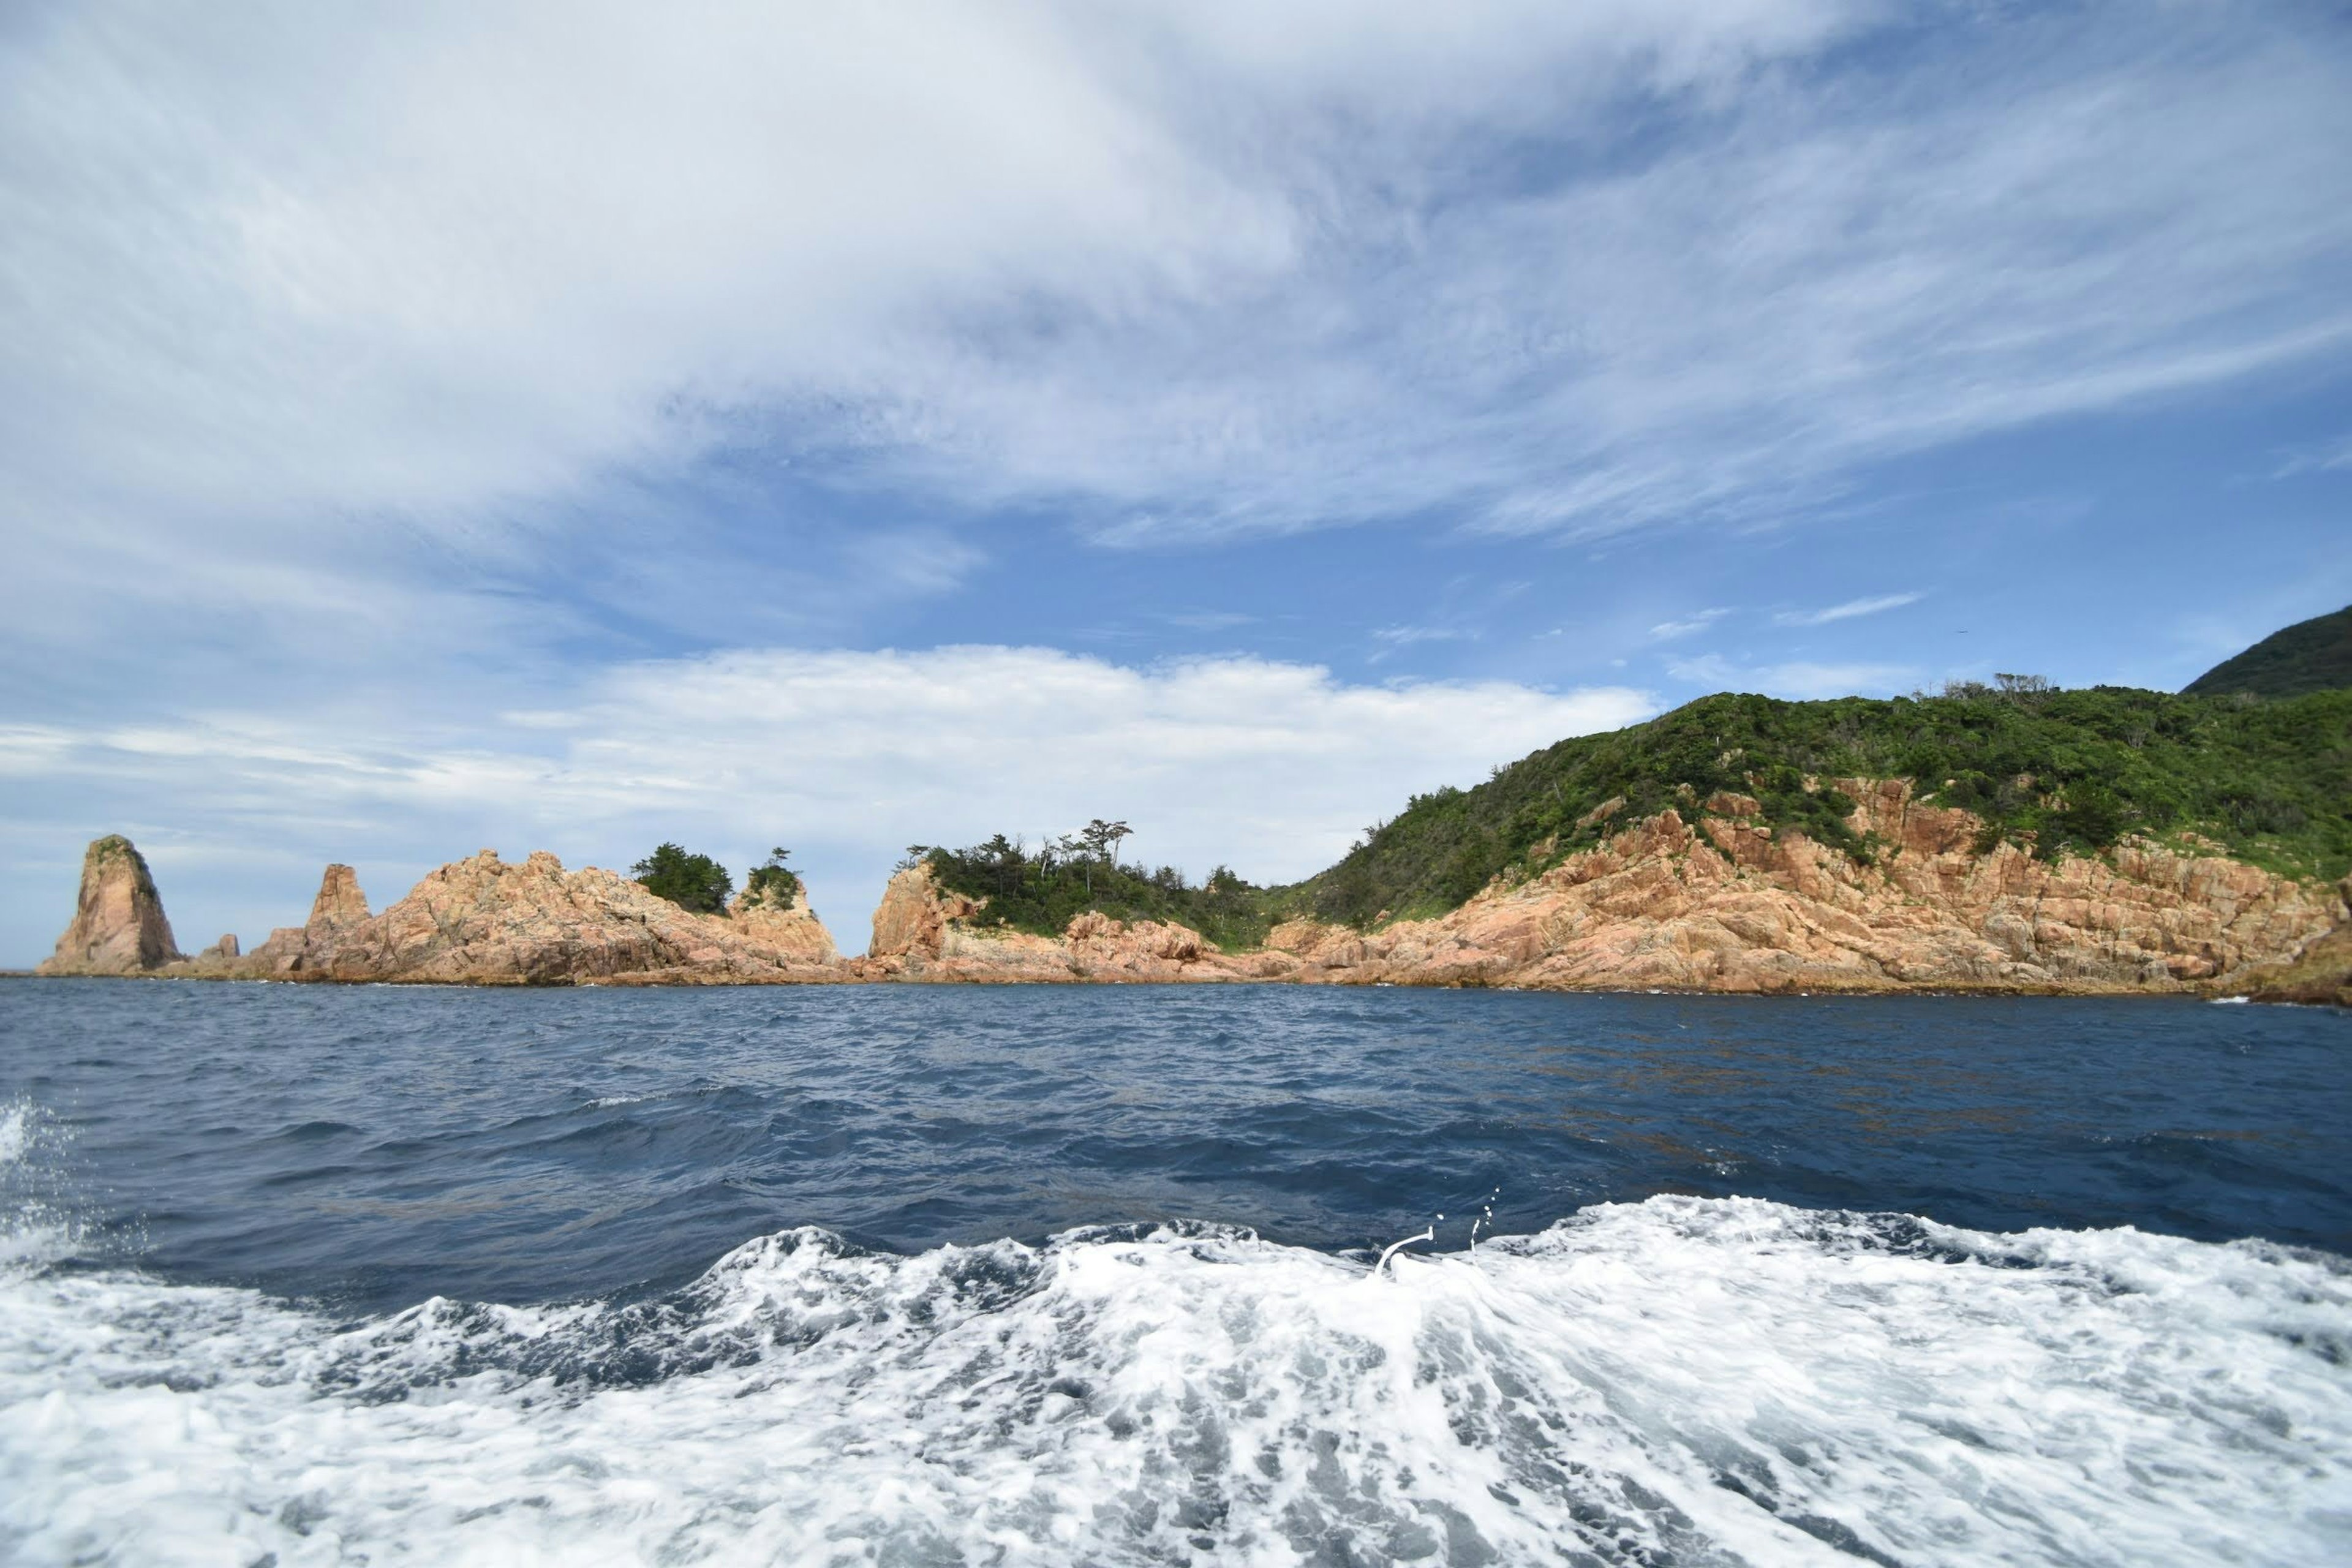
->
[1649,608,1732,639]
[0,647,1654,960]
[1369,625,1477,657]
[1772,592,1923,627]
[5,1,2348,666]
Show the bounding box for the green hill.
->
[1287,685,2352,929]
[2184,604,2352,698]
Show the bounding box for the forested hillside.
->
[2183,604,2352,699]
[1291,684,2352,929]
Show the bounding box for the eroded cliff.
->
[1256,782,2345,994]
[241,850,843,985]
[856,864,1256,982]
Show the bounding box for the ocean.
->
[2,980,2347,1564]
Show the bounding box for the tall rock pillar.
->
[35,835,184,975]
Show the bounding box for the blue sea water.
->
[2,979,2348,1565]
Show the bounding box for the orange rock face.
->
[855,865,1246,983]
[242,850,843,985]
[1268,783,2345,994]
[728,882,839,963]
[36,835,183,975]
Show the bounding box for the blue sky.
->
[3,0,2348,960]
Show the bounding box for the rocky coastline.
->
[26,790,2351,1001]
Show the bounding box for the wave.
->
[4,1179,2350,1568]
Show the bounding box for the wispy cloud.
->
[2272,433,2352,478]
[4,2,2349,663]
[1649,608,1733,640]
[0,647,1654,960]
[1773,592,1923,627]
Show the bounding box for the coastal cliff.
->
[239,850,842,984]
[23,821,2348,995]
[857,864,1259,982]
[1257,782,2345,994]
[858,790,2345,993]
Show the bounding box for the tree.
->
[743,846,801,907]
[631,842,733,914]
[1080,818,1132,865]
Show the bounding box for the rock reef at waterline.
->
[850,786,2346,996]
[32,840,841,986]
[1259,783,2346,995]
[24,805,2351,999]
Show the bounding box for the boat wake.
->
[3,1102,2350,1565]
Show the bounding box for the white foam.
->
[0,1102,29,1169]
[2,1199,2348,1566]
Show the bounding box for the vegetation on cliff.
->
[1295,685,2352,929]
[741,847,803,907]
[918,835,1272,951]
[631,843,734,914]
[2183,603,2352,699]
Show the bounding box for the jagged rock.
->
[867,865,986,960]
[197,934,240,961]
[246,863,375,974]
[1267,782,2346,995]
[729,881,838,963]
[2228,880,2352,1006]
[246,849,845,985]
[856,865,1238,982]
[308,865,370,929]
[36,835,183,975]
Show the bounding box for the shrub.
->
[742,846,802,908]
[920,829,1274,951]
[631,842,734,914]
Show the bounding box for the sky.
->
[3,0,2348,962]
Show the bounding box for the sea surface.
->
[2,979,2348,1566]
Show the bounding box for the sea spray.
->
[4,1200,2348,1566]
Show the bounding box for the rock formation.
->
[2229,886,2352,1006]
[35,835,183,975]
[856,864,1251,982]
[308,864,370,930]
[1255,783,2346,995]
[243,850,842,985]
[246,863,371,974]
[729,882,839,963]
[31,790,2346,995]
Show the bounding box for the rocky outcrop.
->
[2230,886,2352,1006]
[197,934,241,961]
[1261,783,2347,995]
[36,835,183,975]
[729,882,838,963]
[241,850,843,985]
[308,864,370,930]
[245,864,371,975]
[855,864,1250,982]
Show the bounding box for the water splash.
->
[1469,1188,1500,1252]
[4,1199,2346,1566]
[1374,1212,1440,1276]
